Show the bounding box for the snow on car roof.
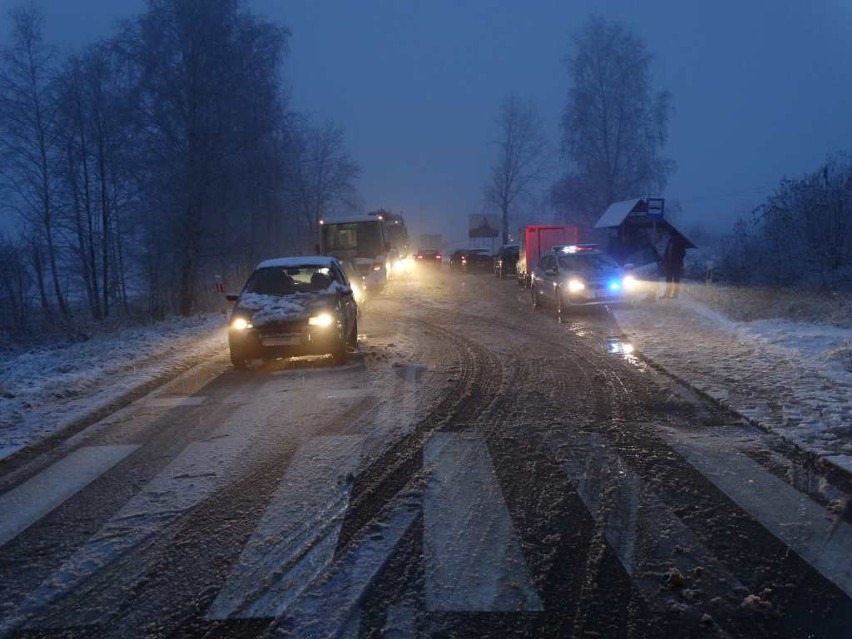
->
[255,256,338,269]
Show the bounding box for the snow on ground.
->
[614,294,852,472]
[0,314,228,461]
[2,278,851,478]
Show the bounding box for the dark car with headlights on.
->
[530,244,638,322]
[494,243,519,279]
[226,256,358,368]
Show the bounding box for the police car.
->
[530,244,639,321]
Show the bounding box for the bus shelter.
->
[594,198,696,268]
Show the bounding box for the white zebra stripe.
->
[0,445,138,548]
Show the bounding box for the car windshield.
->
[243,266,336,295]
[557,253,619,271]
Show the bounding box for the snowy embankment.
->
[614,296,852,473]
[0,315,228,461]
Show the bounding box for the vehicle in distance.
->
[448,249,467,270]
[448,248,492,271]
[517,224,580,288]
[319,215,389,288]
[530,244,638,322]
[226,256,358,368]
[415,248,443,267]
[494,243,519,279]
[463,248,493,271]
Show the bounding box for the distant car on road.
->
[226,256,358,368]
[449,248,492,272]
[494,244,519,279]
[530,245,638,322]
[415,248,443,267]
[448,249,468,270]
[464,248,493,271]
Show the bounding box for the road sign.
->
[646,198,665,219]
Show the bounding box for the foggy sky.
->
[3,0,851,247]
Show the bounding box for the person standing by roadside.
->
[661,231,687,298]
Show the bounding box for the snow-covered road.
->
[3,279,850,477]
[0,271,850,638]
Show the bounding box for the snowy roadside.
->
[0,314,228,461]
[613,295,852,474]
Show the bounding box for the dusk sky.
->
[3,0,851,247]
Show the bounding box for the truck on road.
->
[319,215,390,289]
[516,224,580,288]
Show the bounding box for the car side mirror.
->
[225,293,240,302]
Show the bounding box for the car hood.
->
[234,292,337,327]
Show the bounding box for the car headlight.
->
[231,317,251,331]
[309,312,335,327]
[567,279,585,293]
[623,275,638,291]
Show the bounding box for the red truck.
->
[516,224,580,288]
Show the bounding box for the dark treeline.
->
[720,154,852,290]
[0,0,359,338]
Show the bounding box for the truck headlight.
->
[567,279,585,293]
[309,312,334,327]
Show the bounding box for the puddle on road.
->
[605,337,645,369]
[606,337,635,356]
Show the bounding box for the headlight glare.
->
[623,275,638,291]
[309,312,335,327]
[231,317,251,331]
[567,279,585,293]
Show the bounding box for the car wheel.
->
[531,285,540,309]
[331,332,348,364]
[230,348,250,370]
[557,291,568,323]
[347,318,358,349]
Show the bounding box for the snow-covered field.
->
[2,288,851,478]
[0,315,228,461]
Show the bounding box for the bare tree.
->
[555,16,674,229]
[290,120,360,243]
[485,93,549,243]
[119,0,290,316]
[0,234,31,333]
[0,6,69,320]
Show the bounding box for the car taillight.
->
[417,255,424,259]
[436,254,442,260]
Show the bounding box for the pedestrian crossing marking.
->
[423,432,542,612]
[0,445,138,548]
[662,427,852,598]
[208,435,366,619]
